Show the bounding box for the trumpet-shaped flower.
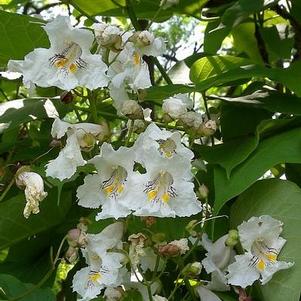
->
[15,171,48,218]
[73,223,126,301]
[134,123,193,162]
[46,118,104,181]
[130,150,201,217]
[8,16,108,90]
[227,215,294,288]
[77,143,136,219]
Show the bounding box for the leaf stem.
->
[153,57,173,85]
[0,177,15,203]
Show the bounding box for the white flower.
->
[162,94,192,119]
[201,233,235,292]
[8,16,108,90]
[130,149,202,218]
[76,142,136,219]
[73,223,125,301]
[46,118,104,181]
[134,123,194,162]
[227,215,294,288]
[15,171,48,218]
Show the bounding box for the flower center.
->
[156,138,177,158]
[133,51,141,65]
[144,171,177,203]
[49,42,87,74]
[102,166,127,199]
[250,239,278,271]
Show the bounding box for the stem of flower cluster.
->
[153,57,173,85]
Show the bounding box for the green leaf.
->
[0,190,71,250]
[214,126,301,213]
[194,136,258,178]
[0,10,49,68]
[232,23,263,64]
[230,179,301,301]
[190,55,251,83]
[238,0,263,12]
[71,0,207,21]
[0,274,55,301]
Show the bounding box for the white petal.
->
[261,260,294,285]
[227,253,260,288]
[46,131,85,180]
[77,174,103,208]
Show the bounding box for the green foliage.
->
[0,274,55,300]
[0,10,49,68]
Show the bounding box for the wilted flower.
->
[15,169,47,219]
[158,238,189,257]
[227,215,294,288]
[8,16,108,90]
[128,233,147,268]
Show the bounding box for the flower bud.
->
[60,91,73,104]
[178,111,203,128]
[183,262,202,277]
[121,100,144,120]
[162,94,192,120]
[93,23,123,52]
[198,184,209,200]
[65,246,78,263]
[78,132,96,151]
[130,31,155,47]
[104,287,124,301]
[158,238,189,257]
[49,139,62,148]
[67,228,87,248]
[225,229,239,247]
[185,220,198,237]
[96,121,111,142]
[197,120,217,137]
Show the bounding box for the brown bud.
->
[158,243,181,257]
[60,91,73,104]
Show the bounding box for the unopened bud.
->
[79,133,96,151]
[49,139,62,148]
[77,217,91,232]
[130,31,154,47]
[225,229,239,247]
[121,100,144,120]
[186,220,198,237]
[67,228,87,248]
[198,184,209,200]
[60,91,73,104]
[96,121,111,142]
[197,120,217,137]
[65,246,78,263]
[184,262,202,277]
[158,238,189,257]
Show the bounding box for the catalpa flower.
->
[130,150,201,218]
[73,223,126,301]
[46,118,105,181]
[77,143,136,219]
[8,16,108,90]
[134,123,193,162]
[15,170,48,219]
[227,215,294,288]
